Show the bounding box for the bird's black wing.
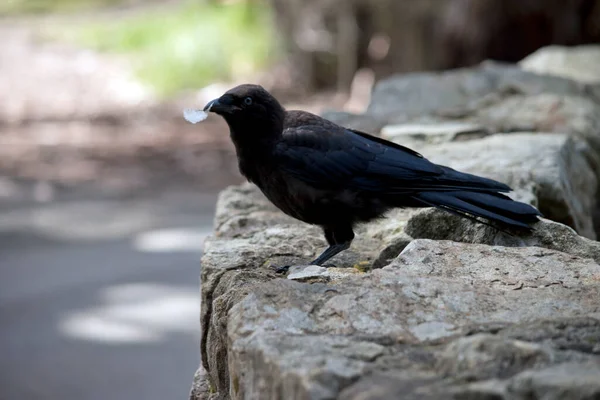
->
[275,122,510,194]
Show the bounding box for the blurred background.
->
[0,0,599,399]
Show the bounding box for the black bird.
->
[204,84,541,267]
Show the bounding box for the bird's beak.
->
[204,95,234,115]
[203,98,220,112]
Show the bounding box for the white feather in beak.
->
[183,108,208,124]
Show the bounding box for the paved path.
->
[0,190,218,400]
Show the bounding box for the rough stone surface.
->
[366,61,600,125]
[197,233,600,400]
[194,179,600,400]
[364,63,600,174]
[406,210,600,264]
[393,133,597,240]
[320,111,386,134]
[380,122,488,148]
[519,45,600,84]
[189,366,213,400]
[390,239,600,292]
[474,94,600,156]
[192,59,600,400]
[287,265,330,281]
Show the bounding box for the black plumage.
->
[204,84,542,266]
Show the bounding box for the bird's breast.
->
[239,160,319,223]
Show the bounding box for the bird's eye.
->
[243,97,253,106]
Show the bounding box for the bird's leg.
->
[310,242,351,266]
[274,225,354,273]
[310,225,355,266]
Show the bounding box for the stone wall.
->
[191,46,600,400]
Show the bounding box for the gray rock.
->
[287,265,330,281]
[366,62,597,124]
[194,133,600,400]
[474,94,600,157]
[371,232,413,269]
[194,177,600,399]
[320,111,385,134]
[505,362,600,399]
[519,45,600,84]
[213,183,293,239]
[197,237,600,400]
[452,362,600,400]
[391,239,600,293]
[406,133,597,239]
[338,374,447,400]
[380,122,488,147]
[189,366,216,400]
[339,321,600,400]
[365,208,416,269]
[406,210,600,264]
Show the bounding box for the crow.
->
[204,84,542,267]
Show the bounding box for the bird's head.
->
[204,84,285,136]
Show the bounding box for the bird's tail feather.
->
[412,191,541,230]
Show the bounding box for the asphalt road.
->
[0,190,218,400]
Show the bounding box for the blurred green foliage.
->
[0,0,126,14]
[46,1,278,97]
